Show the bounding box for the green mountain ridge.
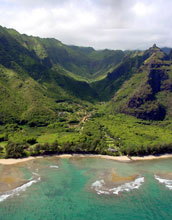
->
[1,25,172,124]
[6,26,125,82]
[0,25,100,126]
[1,26,172,158]
[109,44,172,120]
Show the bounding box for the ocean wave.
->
[50,165,59,169]
[91,177,144,195]
[32,172,39,176]
[0,177,41,203]
[154,175,172,190]
[91,180,110,195]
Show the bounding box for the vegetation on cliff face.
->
[6,26,125,82]
[110,44,172,120]
[0,26,172,158]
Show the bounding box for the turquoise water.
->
[0,157,172,220]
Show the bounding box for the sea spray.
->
[154,175,172,190]
[91,177,144,195]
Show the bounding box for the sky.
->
[0,0,172,50]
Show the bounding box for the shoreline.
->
[0,153,171,165]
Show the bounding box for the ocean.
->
[0,157,171,220]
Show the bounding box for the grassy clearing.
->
[1,108,172,158]
[95,113,172,154]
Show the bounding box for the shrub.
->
[0,145,3,153]
[31,140,60,156]
[26,137,37,145]
[5,141,29,158]
[0,133,8,142]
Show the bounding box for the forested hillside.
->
[0,25,172,158]
[110,44,172,121]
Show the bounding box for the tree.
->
[5,142,29,158]
[0,145,3,154]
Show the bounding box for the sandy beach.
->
[130,154,172,161]
[0,153,171,165]
[67,154,172,162]
[0,156,43,165]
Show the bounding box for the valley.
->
[0,26,172,159]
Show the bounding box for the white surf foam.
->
[91,180,110,194]
[50,165,59,169]
[32,172,39,176]
[0,177,41,203]
[110,177,144,195]
[91,177,144,195]
[154,175,172,190]
[91,180,105,189]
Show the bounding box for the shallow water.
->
[0,157,171,220]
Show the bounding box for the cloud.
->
[0,0,172,50]
[1,0,68,8]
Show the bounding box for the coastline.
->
[0,153,171,165]
[0,156,43,165]
[131,154,172,161]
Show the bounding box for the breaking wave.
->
[154,175,172,190]
[50,165,59,169]
[91,177,144,195]
[0,177,41,203]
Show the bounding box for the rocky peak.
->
[148,43,161,53]
[143,44,166,67]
